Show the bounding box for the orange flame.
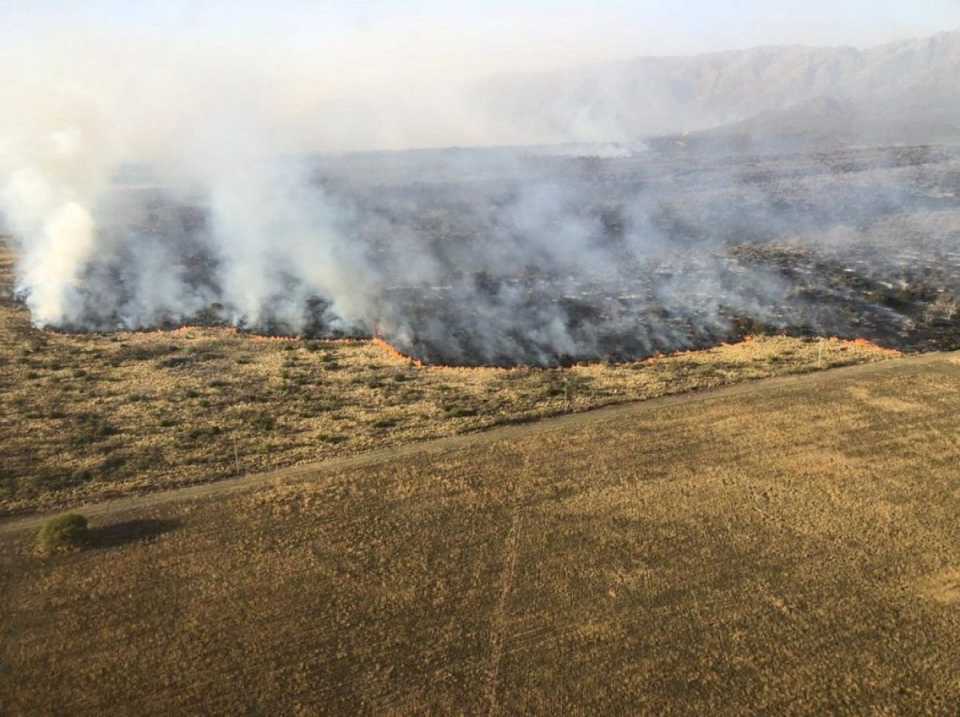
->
[841,337,902,356]
[372,336,425,367]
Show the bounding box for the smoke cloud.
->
[2,24,959,366]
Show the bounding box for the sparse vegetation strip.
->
[2,349,949,536]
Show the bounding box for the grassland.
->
[2,353,959,714]
[0,243,898,516]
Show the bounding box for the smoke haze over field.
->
[2,5,960,364]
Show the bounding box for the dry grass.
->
[2,354,959,714]
[0,243,898,516]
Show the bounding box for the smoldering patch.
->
[7,144,960,367]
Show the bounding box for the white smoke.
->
[1,24,958,365]
[0,30,389,335]
[2,127,108,326]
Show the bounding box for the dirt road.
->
[3,349,953,536]
[5,347,960,714]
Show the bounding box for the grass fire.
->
[4,6,960,715]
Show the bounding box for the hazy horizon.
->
[2,3,960,152]
[6,2,960,68]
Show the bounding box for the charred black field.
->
[334,143,960,365]
[16,143,960,366]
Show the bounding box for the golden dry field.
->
[2,352,960,714]
[0,243,899,517]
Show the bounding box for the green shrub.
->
[158,356,192,369]
[183,425,222,443]
[0,468,16,499]
[116,343,179,363]
[72,415,118,446]
[100,454,127,472]
[35,513,90,555]
[249,413,276,432]
[33,468,95,492]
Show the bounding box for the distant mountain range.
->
[478,30,960,150]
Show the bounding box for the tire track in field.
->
[485,511,523,717]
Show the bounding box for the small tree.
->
[35,513,89,555]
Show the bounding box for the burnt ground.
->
[333,144,960,365]
[3,225,898,517]
[15,143,960,366]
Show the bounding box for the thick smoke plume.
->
[2,31,959,366]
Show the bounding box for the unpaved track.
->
[2,350,955,536]
[5,347,960,714]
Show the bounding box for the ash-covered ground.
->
[329,144,960,365]
[19,143,960,366]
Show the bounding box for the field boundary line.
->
[1,350,955,535]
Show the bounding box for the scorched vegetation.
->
[0,243,898,516]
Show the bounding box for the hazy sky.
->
[4,1,960,76]
[1,1,959,152]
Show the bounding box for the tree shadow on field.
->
[89,519,182,549]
